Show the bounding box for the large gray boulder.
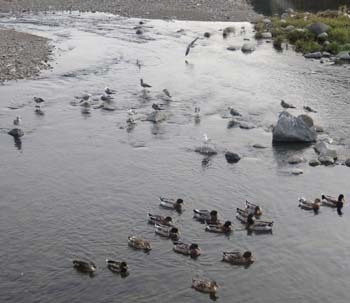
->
[335,51,350,63]
[272,111,317,144]
[307,23,330,35]
[8,128,24,138]
[304,52,322,59]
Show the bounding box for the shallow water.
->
[251,0,350,15]
[1,12,350,303]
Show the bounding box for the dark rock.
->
[272,111,317,143]
[204,32,211,38]
[318,155,334,166]
[195,146,218,156]
[345,158,350,167]
[304,52,322,59]
[225,152,241,163]
[136,29,143,35]
[309,159,321,167]
[8,128,24,138]
[252,143,267,149]
[227,119,239,129]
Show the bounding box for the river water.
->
[1,12,350,303]
[251,0,350,16]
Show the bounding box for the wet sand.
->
[0,1,258,82]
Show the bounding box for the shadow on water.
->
[250,0,350,15]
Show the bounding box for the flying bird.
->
[140,79,152,88]
[185,37,199,56]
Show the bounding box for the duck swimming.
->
[321,194,338,207]
[205,221,232,233]
[298,197,321,211]
[106,259,128,273]
[192,278,218,294]
[159,197,183,212]
[148,213,173,226]
[245,201,262,217]
[128,236,152,251]
[73,260,96,274]
[193,209,220,224]
[155,224,180,241]
[173,242,201,258]
[222,251,254,265]
[246,214,273,233]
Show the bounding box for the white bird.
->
[105,87,116,95]
[13,116,21,126]
[203,133,210,144]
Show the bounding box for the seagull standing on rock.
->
[140,79,152,88]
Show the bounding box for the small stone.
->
[288,155,304,164]
[225,152,241,163]
[204,32,211,38]
[318,155,334,166]
[239,122,255,129]
[309,159,321,167]
[291,169,303,175]
[136,29,143,35]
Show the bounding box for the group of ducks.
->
[72,197,274,296]
[298,193,345,215]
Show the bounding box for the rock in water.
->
[272,111,317,144]
[314,141,337,160]
[241,42,256,53]
[287,155,304,164]
[291,169,303,175]
[304,52,322,59]
[195,146,218,156]
[225,152,241,163]
[309,159,321,167]
[318,156,334,166]
[8,128,24,138]
[252,143,267,149]
[345,159,350,167]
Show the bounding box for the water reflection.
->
[250,0,350,15]
[272,143,310,167]
[13,137,22,150]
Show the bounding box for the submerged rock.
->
[195,146,218,156]
[291,168,303,175]
[314,141,337,160]
[8,128,24,138]
[241,42,256,53]
[225,152,241,163]
[288,155,304,164]
[345,159,350,167]
[272,111,317,144]
[309,159,321,167]
[318,155,334,166]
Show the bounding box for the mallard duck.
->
[245,200,262,217]
[106,259,128,273]
[192,278,218,294]
[236,208,249,223]
[159,197,183,212]
[246,214,273,232]
[128,236,152,251]
[193,209,220,224]
[222,251,254,265]
[205,221,232,233]
[321,194,338,207]
[298,197,321,211]
[173,242,201,258]
[154,224,180,241]
[73,260,96,273]
[148,213,173,226]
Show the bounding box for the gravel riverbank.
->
[0,0,258,82]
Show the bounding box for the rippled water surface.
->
[1,12,350,303]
